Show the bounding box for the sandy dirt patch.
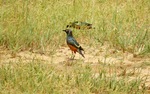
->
[0,44,150,90]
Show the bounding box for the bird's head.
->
[63,29,73,36]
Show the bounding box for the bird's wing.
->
[67,37,80,49]
[81,22,92,26]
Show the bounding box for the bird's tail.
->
[78,49,85,58]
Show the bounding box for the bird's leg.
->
[72,52,75,60]
[70,51,73,59]
[70,51,75,60]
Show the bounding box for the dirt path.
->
[0,44,150,89]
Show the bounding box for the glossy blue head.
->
[63,29,73,36]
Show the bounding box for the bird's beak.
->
[63,30,66,32]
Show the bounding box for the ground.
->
[0,44,150,92]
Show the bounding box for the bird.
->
[66,21,93,30]
[63,29,85,59]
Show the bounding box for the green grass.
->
[0,61,148,94]
[0,0,150,55]
[0,0,150,93]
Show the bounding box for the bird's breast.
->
[67,43,77,53]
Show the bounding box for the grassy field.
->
[0,0,150,93]
[0,61,148,94]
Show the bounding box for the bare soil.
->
[0,44,150,92]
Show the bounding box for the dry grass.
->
[0,0,150,93]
